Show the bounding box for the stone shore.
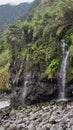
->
[0,101,73,130]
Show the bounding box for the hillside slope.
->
[0,3,31,33]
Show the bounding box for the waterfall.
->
[58,39,69,101]
[22,54,31,101]
[25,54,31,78]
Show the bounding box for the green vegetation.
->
[45,59,59,78]
[0,0,73,90]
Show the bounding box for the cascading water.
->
[22,54,31,101]
[58,39,69,101]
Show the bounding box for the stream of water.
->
[58,39,69,101]
[22,54,31,104]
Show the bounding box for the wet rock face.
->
[11,76,56,107]
[66,79,73,98]
[8,58,57,107]
[21,75,57,105]
[8,58,24,89]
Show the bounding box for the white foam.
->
[0,100,10,109]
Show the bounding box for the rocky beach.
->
[1,101,73,130]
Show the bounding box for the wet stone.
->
[46,124,52,129]
[72,126,73,130]
[50,125,57,130]
[0,127,4,130]
[28,124,36,130]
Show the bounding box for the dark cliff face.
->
[8,57,57,107]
